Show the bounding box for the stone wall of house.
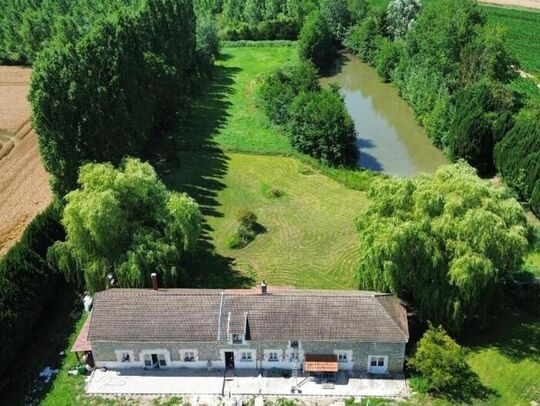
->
[91,339,406,373]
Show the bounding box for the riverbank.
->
[321,53,448,177]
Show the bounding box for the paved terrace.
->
[86,369,408,398]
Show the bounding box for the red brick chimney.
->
[151,273,158,290]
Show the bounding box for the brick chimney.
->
[151,273,158,291]
[261,281,267,295]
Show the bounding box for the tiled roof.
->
[88,288,409,343]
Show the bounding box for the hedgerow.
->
[0,204,64,380]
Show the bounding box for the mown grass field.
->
[168,45,368,289]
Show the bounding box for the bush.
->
[320,0,353,40]
[221,17,300,41]
[257,61,320,125]
[228,210,260,249]
[298,11,337,70]
[0,204,64,380]
[344,10,385,65]
[289,88,358,167]
[266,187,284,198]
[408,324,487,401]
[386,0,422,40]
[375,38,403,82]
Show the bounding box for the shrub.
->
[344,10,384,65]
[221,17,300,41]
[228,210,260,249]
[386,0,422,40]
[257,61,320,125]
[298,11,337,70]
[266,187,284,198]
[320,0,352,40]
[408,324,486,400]
[375,38,403,82]
[289,88,358,167]
[0,204,64,380]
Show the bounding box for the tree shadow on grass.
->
[437,370,497,404]
[163,62,254,289]
[463,306,540,363]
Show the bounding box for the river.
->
[321,53,448,177]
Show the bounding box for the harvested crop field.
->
[479,0,540,9]
[0,66,52,256]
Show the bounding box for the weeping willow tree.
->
[356,162,529,332]
[49,158,202,294]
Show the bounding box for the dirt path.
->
[0,66,52,256]
[479,0,540,10]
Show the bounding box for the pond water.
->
[321,53,448,177]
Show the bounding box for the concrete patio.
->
[86,368,409,398]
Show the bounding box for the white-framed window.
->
[181,350,197,362]
[241,352,253,362]
[140,349,170,368]
[115,350,134,363]
[367,355,388,373]
[268,352,279,361]
[334,350,352,363]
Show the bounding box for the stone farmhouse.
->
[79,281,409,377]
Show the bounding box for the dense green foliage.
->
[30,0,197,195]
[257,62,320,125]
[356,163,529,332]
[298,11,337,70]
[0,0,141,64]
[345,0,520,173]
[228,209,261,249]
[257,62,358,166]
[0,205,64,380]
[409,324,481,398]
[289,88,358,166]
[495,112,540,216]
[385,0,421,39]
[49,159,202,294]
[449,80,515,175]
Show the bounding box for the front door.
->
[151,353,159,368]
[225,351,235,369]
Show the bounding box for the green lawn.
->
[182,46,296,155]
[165,152,367,289]
[465,309,540,405]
